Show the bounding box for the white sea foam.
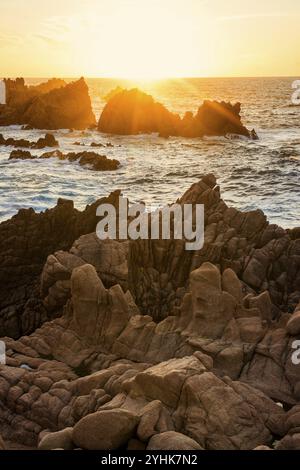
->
[0,77,299,228]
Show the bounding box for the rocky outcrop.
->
[98,88,253,138]
[1,133,58,149]
[0,175,299,450]
[99,88,181,137]
[9,150,35,160]
[0,191,121,338]
[0,78,96,130]
[9,150,120,171]
[0,264,287,448]
[22,78,96,130]
[0,78,66,126]
[181,100,251,138]
[41,150,120,171]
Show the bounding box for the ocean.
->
[0,77,299,227]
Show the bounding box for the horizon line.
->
[1,75,299,81]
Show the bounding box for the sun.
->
[71,0,209,79]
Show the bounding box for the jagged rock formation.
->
[0,78,96,130]
[0,79,66,126]
[0,175,299,450]
[98,88,253,138]
[0,191,121,338]
[9,150,121,171]
[0,78,66,125]
[1,133,58,149]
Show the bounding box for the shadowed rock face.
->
[99,88,181,136]
[98,88,252,138]
[0,191,122,338]
[0,175,299,450]
[0,78,66,126]
[0,262,291,450]
[0,78,96,130]
[182,100,250,137]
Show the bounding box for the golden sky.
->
[0,0,299,78]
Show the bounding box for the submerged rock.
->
[41,150,120,171]
[0,133,58,149]
[9,150,35,160]
[8,149,120,171]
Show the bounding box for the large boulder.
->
[72,409,139,450]
[147,431,203,450]
[137,400,174,442]
[173,372,285,450]
[38,428,74,450]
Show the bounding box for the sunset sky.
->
[0,0,299,78]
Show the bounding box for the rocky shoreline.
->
[0,175,299,450]
[0,78,257,139]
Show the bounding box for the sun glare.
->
[70,1,207,79]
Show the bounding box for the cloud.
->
[216,12,293,22]
[32,15,74,45]
[34,34,64,45]
[0,33,22,48]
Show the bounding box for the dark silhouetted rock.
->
[181,100,250,137]
[0,78,95,130]
[98,88,253,138]
[22,78,96,130]
[9,150,35,160]
[0,190,121,338]
[99,88,181,136]
[0,78,66,126]
[40,150,120,171]
[8,149,120,172]
[0,133,58,149]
